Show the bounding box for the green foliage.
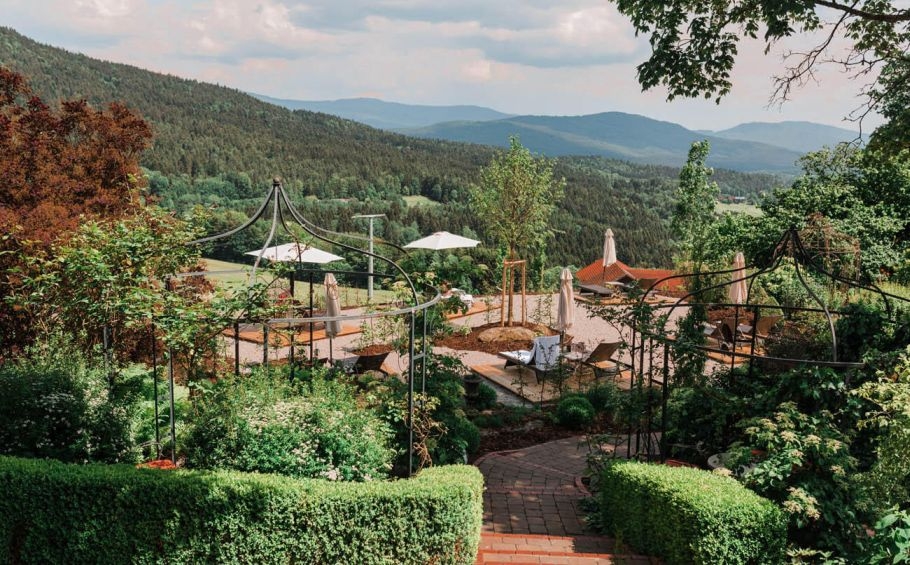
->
[471,382,498,411]
[866,507,910,564]
[0,337,145,464]
[672,140,720,271]
[584,383,622,415]
[0,456,483,565]
[470,136,565,260]
[730,402,865,556]
[598,461,786,564]
[611,0,909,144]
[854,348,910,513]
[555,396,596,430]
[183,369,395,481]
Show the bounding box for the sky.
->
[3,0,882,132]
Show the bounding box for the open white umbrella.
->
[602,229,617,267]
[556,267,575,334]
[324,273,342,362]
[245,242,343,264]
[404,231,480,250]
[729,252,748,304]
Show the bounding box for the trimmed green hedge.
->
[0,457,483,564]
[599,461,786,564]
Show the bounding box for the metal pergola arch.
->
[150,178,441,475]
[616,227,910,462]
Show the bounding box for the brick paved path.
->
[474,437,653,564]
[477,437,592,536]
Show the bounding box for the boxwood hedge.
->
[599,461,786,564]
[0,456,483,564]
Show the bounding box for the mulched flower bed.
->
[436,322,559,355]
[136,459,177,470]
[471,426,582,462]
[352,343,395,356]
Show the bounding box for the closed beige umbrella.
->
[729,252,747,304]
[602,229,617,267]
[556,267,575,336]
[324,273,342,362]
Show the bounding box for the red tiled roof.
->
[576,259,685,292]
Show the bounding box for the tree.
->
[0,67,153,354]
[671,140,720,272]
[470,137,565,325]
[470,137,565,261]
[612,0,910,127]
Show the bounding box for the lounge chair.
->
[499,334,562,383]
[737,315,782,341]
[577,341,622,379]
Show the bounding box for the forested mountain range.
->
[0,27,780,271]
[400,113,804,172]
[252,94,513,130]
[706,121,861,154]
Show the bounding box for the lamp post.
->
[352,214,385,301]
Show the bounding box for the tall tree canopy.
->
[613,0,910,131]
[0,67,152,244]
[470,137,565,261]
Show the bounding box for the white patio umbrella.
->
[245,242,343,264]
[246,242,343,360]
[324,273,342,362]
[403,231,480,250]
[602,229,617,267]
[556,267,575,336]
[729,252,748,304]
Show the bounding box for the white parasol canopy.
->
[729,252,748,304]
[602,229,617,267]
[245,242,343,264]
[404,231,480,250]
[556,267,575,333]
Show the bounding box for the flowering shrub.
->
[183,368,395,481]
[729,401,865,556]
[0,338,145,464]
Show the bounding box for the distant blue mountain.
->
[401,112,805,173]
[250,95,513,130]
[708,121,861,154]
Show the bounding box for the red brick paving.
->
[474,437,652,564]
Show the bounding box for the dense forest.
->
[0,27,779,269]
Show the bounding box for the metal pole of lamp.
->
[352,214,385,302]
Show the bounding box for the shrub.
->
[0,339,145,464]
[556,395,595,429]
[471,382,498,410]
[182,369,395,481]
[585,384,620,414]
[0,456,483,565]
[599,461,786,564]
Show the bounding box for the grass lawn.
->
[403,195,440,207]
[200,258,396,307]
[716,202,763,216]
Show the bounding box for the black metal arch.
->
[151,179,439,475]
[614,227,910,462]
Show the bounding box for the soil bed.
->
[436,322,559,355]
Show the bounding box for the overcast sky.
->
[4,0,880,131]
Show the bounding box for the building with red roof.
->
[576,229,685,293]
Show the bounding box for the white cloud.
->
[2,0,880,130]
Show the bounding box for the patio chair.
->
[737,315,782,341]
[578,341,622,379]
[499,334,562,383]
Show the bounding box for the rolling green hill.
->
[0,26,780,271]
[708,121,862,154]
[252,95,513,130]
[401,112,805,172]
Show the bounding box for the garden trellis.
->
[619,226,910,462]
[150,178,440,475]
